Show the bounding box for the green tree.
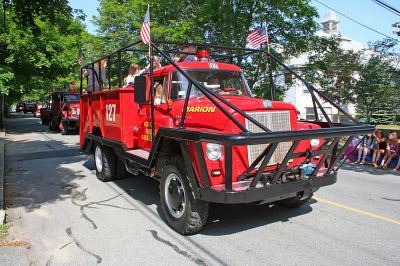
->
[0,2,92,104]
[354,39,400,124]
[303,36,362,106]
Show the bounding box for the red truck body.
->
[79,40,373,234]
[80,62,324,188]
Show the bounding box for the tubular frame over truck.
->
[80,40,374,234]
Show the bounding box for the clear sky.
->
[69,0,400,44]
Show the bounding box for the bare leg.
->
[384,154,394,167]
[361,147,369,163]
[393,159,400,171]
[356,148,362,163]
[375,150,383,167]
[380,152,389,168]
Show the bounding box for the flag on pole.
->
[77,48,83,66]
[140,7,151,45]
[246,26,269,49]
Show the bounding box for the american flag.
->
[77,48,83,66]
[140,7,151,45]
[246,26,269,49]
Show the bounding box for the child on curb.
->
[371,130,386,168]
[379,132,399,169]
[355,133,374,164]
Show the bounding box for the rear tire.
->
[278,193,313,208]
[94,144,116,182]
[160,156,209,234]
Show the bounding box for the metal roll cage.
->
[80,40,374,203]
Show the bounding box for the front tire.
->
[94,144,116,182]
[160,156,209,235]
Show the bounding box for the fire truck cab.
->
[80,41,373,234]
[43,91,80,134]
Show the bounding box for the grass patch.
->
[0,223,9,241]
[376,124,400,130]
[0,224,9,234]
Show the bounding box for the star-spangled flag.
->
[246,26,269,49]
[140,7,151,45]
[77,48,83,66]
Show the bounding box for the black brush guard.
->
[81,40,374,204]
[156,123,373,204]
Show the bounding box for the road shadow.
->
[82,157,315,235]
[4,114,87,212]
[341,162,400,176]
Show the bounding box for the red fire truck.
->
[42,91,80,134]
[79,41,373,234]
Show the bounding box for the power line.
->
[371,0,400,16]
[314,0,397,41]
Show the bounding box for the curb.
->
[0,128,5,224]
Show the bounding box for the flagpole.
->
[265,26,275,100]
[147,5,155,145]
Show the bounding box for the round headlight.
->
[206,143,222,161]
[310,138,320,148]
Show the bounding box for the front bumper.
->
[199,172,336,204]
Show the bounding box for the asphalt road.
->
[3,112,400,265]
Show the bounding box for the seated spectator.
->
[124,64,141,86]
[379,132,399,169]
[355,133,374,164]
[371,130,386,168]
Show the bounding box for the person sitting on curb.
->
[379,132,399,169]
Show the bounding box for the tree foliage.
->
[0,1,94,105]
[355,39,400,123]
[303,36,362,105]
[302,36,400,123]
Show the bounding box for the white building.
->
[283,11,367,121]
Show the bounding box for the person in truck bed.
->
[83,59,108,92]
[154,81,165,105]
[124,63,141,86]
[174,45,197,62]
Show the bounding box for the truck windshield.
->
[170,70,250,100]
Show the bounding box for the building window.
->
[305,107,332,121]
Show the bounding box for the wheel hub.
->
[95,146,103,173]
[165,174,186,219]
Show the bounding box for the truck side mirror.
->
[134,76,147,104]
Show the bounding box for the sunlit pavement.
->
[3,112,400,265]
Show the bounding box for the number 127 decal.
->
[105,104,116,122]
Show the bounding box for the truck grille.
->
[245,111,292,167]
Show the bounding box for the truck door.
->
[137,74,172,150]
